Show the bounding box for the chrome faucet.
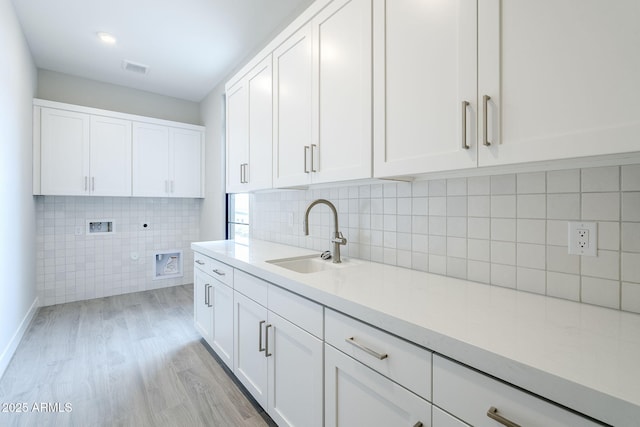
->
[303,199,347,263]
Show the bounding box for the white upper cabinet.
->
[40,108,91,196]
[374,0,640,177]
[226,55,273,193]
[312,0,372,184]
[35,100,204,198]
[132,123,203,198]
[273,24,314,188]
[170,127,203,198]
[132,123,170,197]
[89,115,132,196]
[478,0,640,166]
[40,108,132,196]
[271,0,372,188]
[374,0,478,177]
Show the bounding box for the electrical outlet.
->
[568,222,597,256]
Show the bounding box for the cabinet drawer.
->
[268,284,323,339]
[234,270,268,306]
[433,355,602,427]
[194,254,233,287]
[325,309,431,400]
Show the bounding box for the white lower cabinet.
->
[324,344,431,427]
[193,256,234,370]
[232,270,323,427]
[234,290,269,408]
[194,268,214,344]
[267,311,323,427]
[432,355,601,427]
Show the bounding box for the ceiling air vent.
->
[122,60,149,75]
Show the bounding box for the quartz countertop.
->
[192,239,640,426]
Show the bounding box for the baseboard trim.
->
[0,297,39,380]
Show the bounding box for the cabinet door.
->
[170,128,203,197]
[233,291,269,409]
[433,407,470,427]
[312,0,372,184]
[373,0,477,177]
[89,116,132,196]
[194,269,213,343]
[40,108,90,195]
[478,0,640,166]
[267,312,323,427]
[246,56,273,192]
[226,81,249,193]
[210,279,234,370]
[132,122,169,197]
[273,24,313,188]
[325,344,431,427]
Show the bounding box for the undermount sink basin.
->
[266,254,358,274]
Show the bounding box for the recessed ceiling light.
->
[97,32,116,45]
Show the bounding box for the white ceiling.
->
[12,0,314,102]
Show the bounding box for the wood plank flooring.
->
[0,285,274,427]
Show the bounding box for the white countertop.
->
[192,239,640,426]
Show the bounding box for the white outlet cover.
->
[568,221,597,256]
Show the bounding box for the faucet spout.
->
[303,199,347,263]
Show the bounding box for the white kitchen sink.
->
[266,254,359,274]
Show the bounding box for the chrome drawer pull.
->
[258,320,266,352]
[212,269,225,276]
[195,260,205,265]
[487,406,521,427]
[265,324,273,357]
[482,94,492,146]
[345,337,388,360]
[461,100,470,150]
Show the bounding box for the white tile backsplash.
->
[621,164,640,191]
[581,166,620,192]
[622,192,640,221]
[36,196,200,306]
[251,164,640,313]
[581,192,620,221]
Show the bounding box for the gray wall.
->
[37,69,202,125]
[199,83,227,241]
[0,0,38,377]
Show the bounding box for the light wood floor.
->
[0,285,274,427]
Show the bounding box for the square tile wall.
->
[250,164,640,313]
[36,196,201,306]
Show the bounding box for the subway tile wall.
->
[251,164,640,313]
[36,196,201,306]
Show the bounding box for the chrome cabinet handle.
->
[345,337,388,360]
[91,177,95,191]
[243,163,249,183]
[483,94,492,146]
[487,406,521,427]
[258,320,266,352]
[461,101,470,150]
[265,324,273,357]
[304,146,310,173]
[195,260,205,265]
[240,163,244,183]
[212,269,225,276]
[171,180,174,193]
[165,180,169,193]
[84,176,88,191]
[311,144,318,172]
[204,284,210,307]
